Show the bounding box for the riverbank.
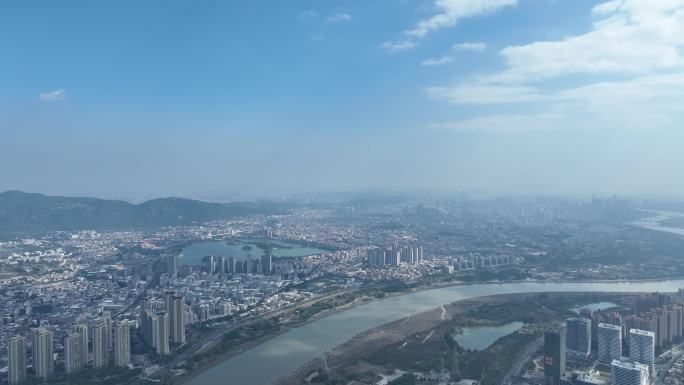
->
[170,288,386,384]
[174,277,684,385]
[172,322,294,384]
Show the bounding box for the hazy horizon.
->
[3,0,684,199]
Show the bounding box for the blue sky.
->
[2,0,684,199]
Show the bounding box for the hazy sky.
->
[2,0,684,199]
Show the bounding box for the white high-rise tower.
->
[629,329,655,376]
[114,320,131,367]
[8,336,26,385]
[598,323,622,365]
[611,360,649,385]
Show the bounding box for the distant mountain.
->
[0,191,289,239]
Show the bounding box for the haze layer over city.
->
[2,2,684,385]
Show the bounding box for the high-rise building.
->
[672,304,683,341]
[164,290,176,313]
[104,313,112,350]
[141,296,153,313]
[611,360,649,385]
[168,295,186,345]
[8,336,26,385]
[166,254,179,276]
[635,295,657,316]
[544,329,566,385]
[141,310,155,347]
[369,246,423,267]
[400,247,414,263]
[64,333,82,373]
[207,256,217,274]
[598,323,622,365]
[657,292,671,308]
[566,318,591,357]
[217,256,226,274]
[628,315,657,345]
[368,249,386,266]
[92,323,109,368]
[32,328,54,379]
[244,256,254,273]
[629,329,655,376]
[387,249,400,267]
[197,304,210,321]
[605,312,623,329]
[114,321,131,367]
[663,308,675,346]
[261,253,272,275]
[655,309,668,349]
[72,323,89,369]
[227,256,236,274]
[154,311,170,355]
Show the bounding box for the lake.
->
[179,239,328,266]
[184,279,684,385]
[452,322,524,351]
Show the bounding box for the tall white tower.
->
[598,323,622,365]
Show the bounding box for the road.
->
[655,343,684,385]
[501,337,544,385]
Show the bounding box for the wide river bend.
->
[186,279,684,385]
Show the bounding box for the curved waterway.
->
[185,279,684,385]
[632,210,684,236]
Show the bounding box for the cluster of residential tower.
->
[7,313,132,385]
[367,245,424,267]
[544,291,684,385]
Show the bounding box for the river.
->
[185,279,684,385]
[631,209,684,237]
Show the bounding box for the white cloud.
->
[407,0,518,38]
[39,89,66,102]
[425,0,684,132]
[431,71,684,106]
[452,41,487,51]
[298,10,318,21]
[591,0,623,16]
[426,84,541,104]
[421,56,454,66]
[326,12,352,23]
[432,112,564,132]
[380,40,417,53]
[493,0,684,82]
[563,72,684,101]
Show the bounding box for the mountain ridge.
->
[0,190,288,239]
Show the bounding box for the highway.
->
[655,343,684,385]
[501,337,544,385]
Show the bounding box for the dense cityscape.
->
[1,192,684,385]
